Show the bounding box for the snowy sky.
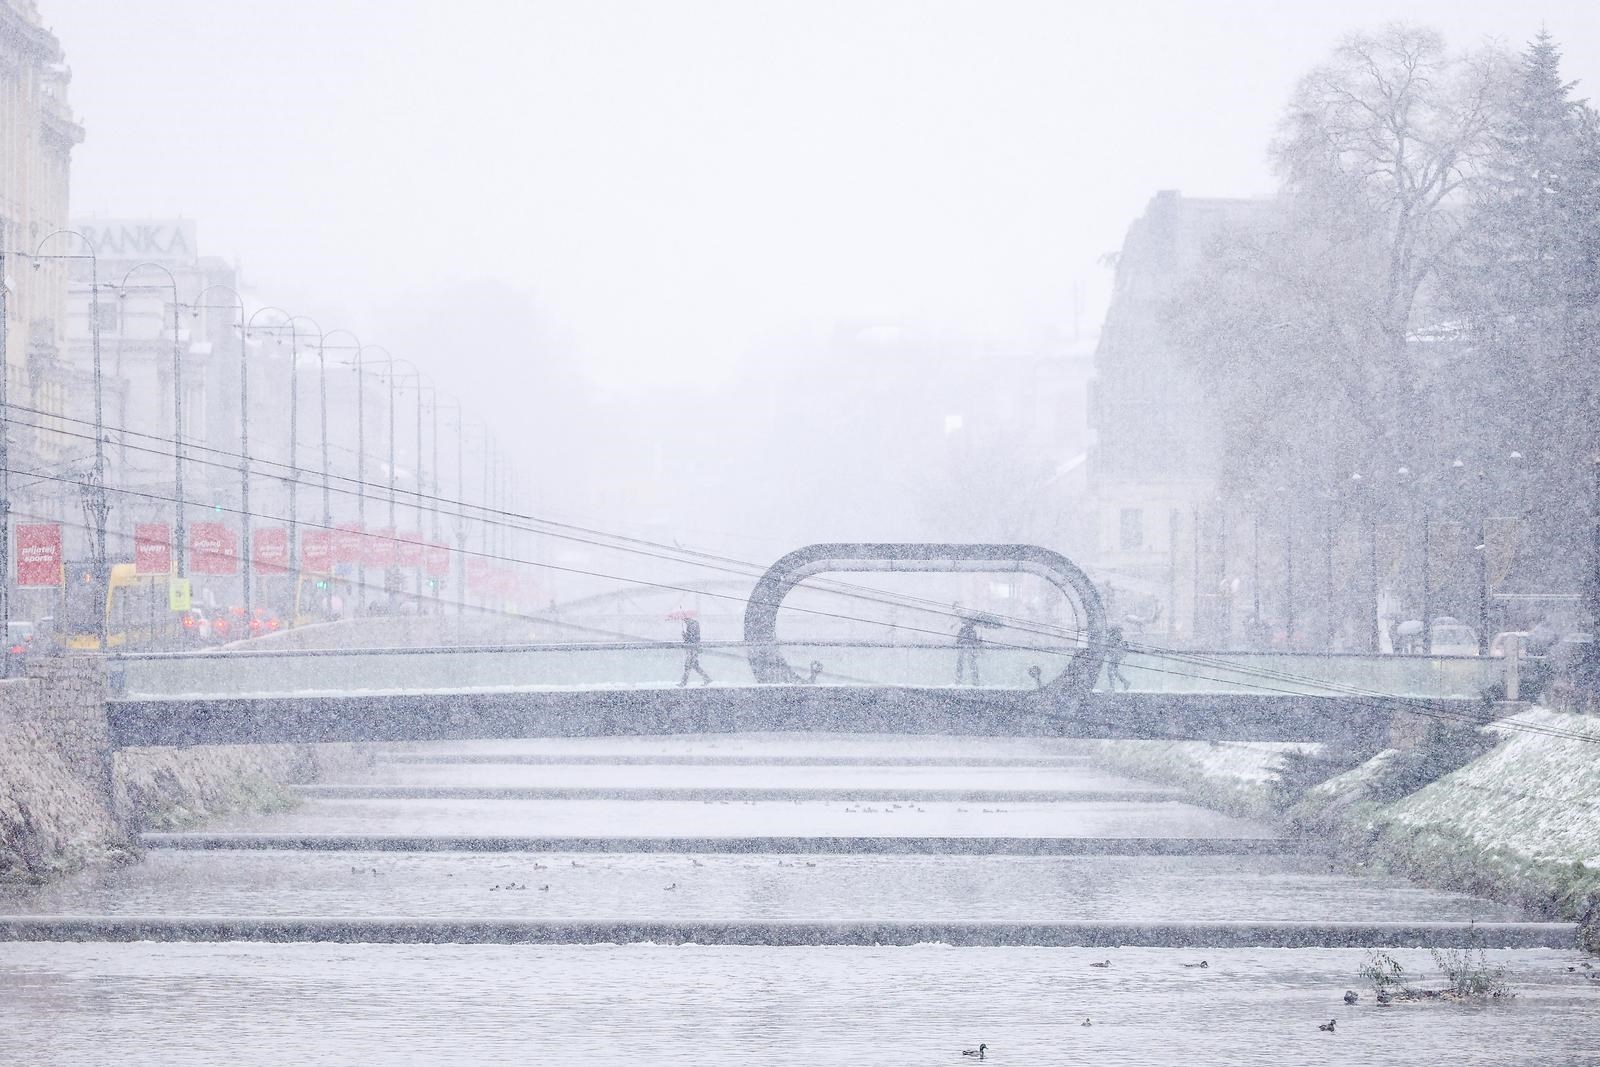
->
[45,0,1600,400]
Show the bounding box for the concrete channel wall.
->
[0,656,369,883]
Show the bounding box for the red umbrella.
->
[665,609,698,621]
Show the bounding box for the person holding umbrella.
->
[670,609,711,687]
[954,605,983,686]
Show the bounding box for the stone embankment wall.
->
[1088,707,1600,949]
[0,659,122,878]
[1,656,370,883]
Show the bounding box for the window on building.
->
[1119,507,1144,551]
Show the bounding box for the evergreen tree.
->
[1458,30,1598,593]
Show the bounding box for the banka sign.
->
[74,220,199,265]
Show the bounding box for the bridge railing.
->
[107,640,1086,700]
[106,640,1502,703]
[1114,649,1499,701]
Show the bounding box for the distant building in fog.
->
[1087,189,1276,640]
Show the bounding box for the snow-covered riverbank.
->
[1088,708,1600,948]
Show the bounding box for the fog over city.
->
[44,0,1600,553]
[4,3,1600,1064]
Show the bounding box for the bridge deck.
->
[102,642,1500,747]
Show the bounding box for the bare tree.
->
[1272,25,1508,424]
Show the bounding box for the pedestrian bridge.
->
[104,540,1505,749]
[105,638,1502,749]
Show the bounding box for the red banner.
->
[253,527,289,574]
[395,530,424,567]
[16,524,62,586]
[365,526,397,568]
[425,542,451,579]
[191,521,238,575]
[333,522,364,565]
[134,523,171,575]
[301,529,332,573]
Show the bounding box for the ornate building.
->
[1,0,81,446]
[1,0,83,620]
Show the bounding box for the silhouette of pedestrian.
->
[1104,625,1131,691]
[955,616,981,686]
[678,616,711,687]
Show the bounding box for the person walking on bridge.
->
[1103,625,1132,691]
[677,615,712,687]
[955,612,982,686]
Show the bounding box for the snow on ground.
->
[1083,739,1320,817]
[1388,709,1600,869]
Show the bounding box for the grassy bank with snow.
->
[1087,709,1600,949]
[1083,738,1315,819]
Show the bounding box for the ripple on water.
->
[195,797,1274,840]
[1,944,1596,1066]
[0,852,1524,924]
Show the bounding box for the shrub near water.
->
[1358,950,1408,993]
[1356,934,1515,1002]
[1430,941,1513,999]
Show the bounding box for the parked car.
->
[4,621,37,668]
[179,607,212,647]
[207,610,235,642]
[1429,617,1479,656]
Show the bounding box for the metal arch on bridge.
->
[742,542,1107,712]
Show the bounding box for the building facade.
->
[1087,190,1276,642]
[1,0,83,621]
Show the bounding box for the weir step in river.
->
[2,733,1597,1065]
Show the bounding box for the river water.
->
[2,732,1596,1065]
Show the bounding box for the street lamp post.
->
[482,431,498,613]
[318,334,332,530]
[0,252,10,672]
[346,343,394,613]
[1190,504,1201,641]
[436,395,464,615]
[344,348,412,609]
[119,262,186,581]
[1323,490,1336,649]
[1276,485,1295,648]
[1350,471,1379,653]
[320,330,365,610]
[392,359,430,605]
[190,286,248,618]
[35,231,108,646]
[245,309,310,605]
